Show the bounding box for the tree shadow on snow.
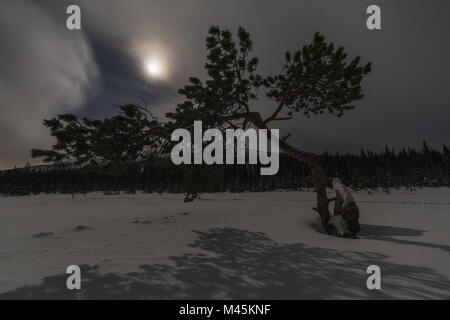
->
[1,227,449,300]
[313,222,450,253]
[359,224,426,237]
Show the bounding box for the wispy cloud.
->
[0,1,98,168]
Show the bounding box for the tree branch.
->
[270,114,293,122]
[264,96,286,124]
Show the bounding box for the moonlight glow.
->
[145,60,163,78]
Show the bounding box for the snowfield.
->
[0,189,449,299]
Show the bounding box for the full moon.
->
[145,60,162,77]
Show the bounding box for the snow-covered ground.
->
[0,189,449,299]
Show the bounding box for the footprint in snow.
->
[31,232,57,239]
[71,225,94,232]
[133,219,152,225]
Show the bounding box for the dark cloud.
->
[1,0,450,167]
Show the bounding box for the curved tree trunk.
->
[279,139,332,233]
[247,112,332,232]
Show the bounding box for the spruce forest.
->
[1,142,448,196]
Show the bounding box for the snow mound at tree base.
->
[328,215,349,237]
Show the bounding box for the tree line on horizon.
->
[1,141,448,196]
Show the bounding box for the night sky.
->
[1,0,450,168]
